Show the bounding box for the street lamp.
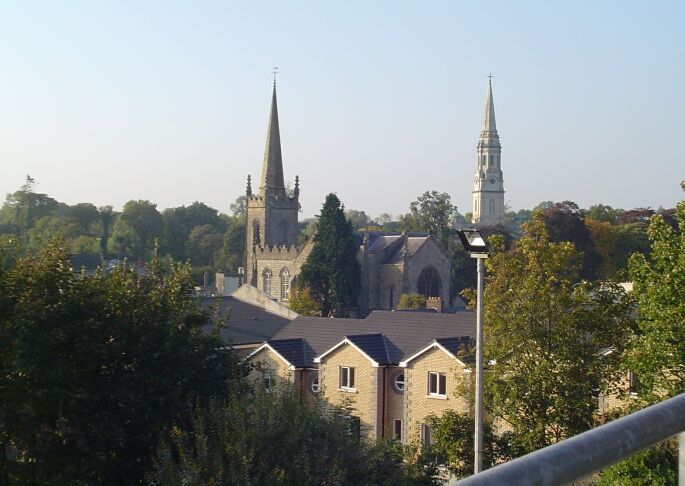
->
[457,229,489,474]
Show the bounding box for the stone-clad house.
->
[244,308,476,443]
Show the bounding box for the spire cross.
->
[488,73,493,84]
[272,67,279,86]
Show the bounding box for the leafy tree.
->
[423,411,511,478]
[149,388,426,486]
[401,191,455,246]
[582,204,623,224]
[616,208,654,225]
[585,219,618,278]
[613,222,650,273]
[289,287,321,316]
[479,219,633,453]
[538,201,601,280]
[299,194,360,317]
[600,440,677,485]
[625,197,685,404]
[0,240,239,484]
[346,209,372,230]
[98,206,114,256]
[376,213,393,225]
[110,218,140,259]
[184,224,223,266]
[230,195,247,218]
[1,176,59,239]
[65,203,99,232]
[397,293,427,310]
[218,217,246,273]
[121,200,163,260]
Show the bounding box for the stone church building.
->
[244,83,451,315]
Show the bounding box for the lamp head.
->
[457,230,489,256]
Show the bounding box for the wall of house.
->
[319,343,382,440]
[247,347,294,390]
[403,347,469,444]
[384,366,406,441]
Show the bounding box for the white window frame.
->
[421,423,432,446]
[393,372,405,392]
[428,371,446,397]
[261,369,275,392]
[280,268,290,301]
[310,375,320,394]
[339,366,355,390]
[393,419,403,441]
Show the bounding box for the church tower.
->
[471,78,505,226]
[245,82,300,286]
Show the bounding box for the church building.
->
[244,83,451,315]
[471,79,505,226]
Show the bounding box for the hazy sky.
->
[2,1,683,219]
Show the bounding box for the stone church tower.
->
[245,83,301,288]
[471,79,505,226]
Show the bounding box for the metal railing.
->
[453,392,685,485]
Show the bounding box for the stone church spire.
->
[472,77,505,226]
[260,83,285,195]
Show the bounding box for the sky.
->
[1,1,683,219]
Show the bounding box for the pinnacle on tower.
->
[260,84,285,193]
[481,77,497,135]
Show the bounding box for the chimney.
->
[426,296,443,313]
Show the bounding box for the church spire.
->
[260,83,285,193]
[481,76,497,134]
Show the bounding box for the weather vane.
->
[273,66,279,86]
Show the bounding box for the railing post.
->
[678,432,685,486]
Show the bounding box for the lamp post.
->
[457,229,489,474]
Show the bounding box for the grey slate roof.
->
[271,309,476,367]
[267,338,313,369]
[200,296,291,345]
[384,235,430,264]
[435,337,476,364]
[346,334,392,365]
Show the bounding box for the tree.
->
[423,411,511,478]
[289,287,321,316]
[585,219,618,278]
[98,206,114,256]
[121,200,163,260]
[376,213,393,226]
[539,201,601,280]
[230,195,246,218]
[0,240,239,483]
[110,218,140,260]
[401,191,455,246]
[1,176,59,240]
[184,224,223,266]
[299,194,361,317]
[582,204,623,224]
[149,388,426,485]
[345,209,372,230]
[479,219,633,453]
[625,197,685,404]
[65,203,99,232]
[218,217,246,273]
[397,293,427,310]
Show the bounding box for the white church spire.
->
[471,77,505,226]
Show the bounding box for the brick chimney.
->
[426,296,443,313]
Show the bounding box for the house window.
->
[421,423,432,445]
[628,371,639,396]
[261,369,274,392]
[340,366,355,390]
[310,375,320,394]
[262,268,272,296]
[393,419,403,441]
[428,372,446,396]
[393,373,405,392]
[280,268,290,301]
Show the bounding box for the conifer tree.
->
[299,194,360,317]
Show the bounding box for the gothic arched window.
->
[280,268,291,301]
[482,155,486,165]
[252,219,261,245]
[262,268,272,296]
[278,219,288,245]
[416,266,442,298]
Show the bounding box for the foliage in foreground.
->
[477,218,633,453]
[0,241,240,484]
[150,387,435,486]
[600,440,677,486]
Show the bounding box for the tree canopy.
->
[299,194,361,317]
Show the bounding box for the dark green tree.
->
[98,205,114,256]
[184,224,223,266]
[121,200,163,260]
[299,194,360,317]
[0,240,239,484]
[400,191,455,246]
[218,217,246,273]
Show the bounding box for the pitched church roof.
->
[260,83,285,192]
[481,78,497,134]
